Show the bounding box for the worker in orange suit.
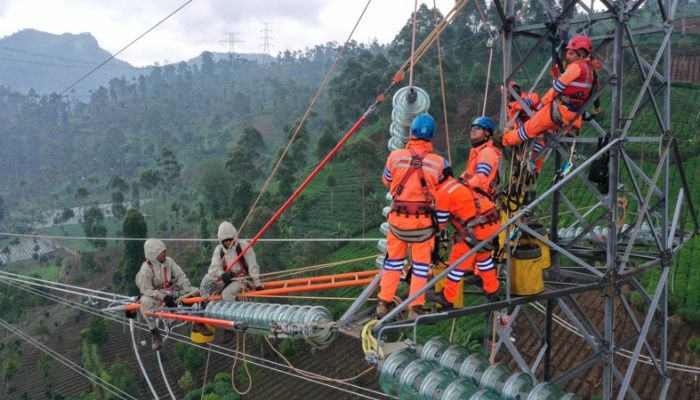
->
[505,81,540,130]
[377,113,449,320]
[502,35,597,147]
[459,116,502,199]
[505,82,546,173]
[427,168,501,308]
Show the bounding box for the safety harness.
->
[220,243,250,278]
[389,148,438,243]
[147,260,173,290]
[450,183,499,251]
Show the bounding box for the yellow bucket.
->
[191,324,216,344]
[510,241,545,296]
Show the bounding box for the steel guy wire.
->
[0,318,139,400]
[0,231,383,242]
[0,279,395,399]
[1,0,193,137]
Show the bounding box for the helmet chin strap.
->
[471,137,488,148]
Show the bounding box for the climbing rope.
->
[432,0,452,165]
[231,331,253,395]
[237,0,374,235]
[409,0,419,87]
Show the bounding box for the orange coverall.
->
[459,140,502,198]
[435,176,500,302]
[380,140,448,307]
[502,59,596,147]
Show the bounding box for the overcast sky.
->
[0,0,458,67]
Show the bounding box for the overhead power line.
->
[1,0,193,136]
[0,231,382,242]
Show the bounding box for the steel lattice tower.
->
[341,0,698,398]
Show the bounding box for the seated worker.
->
[199,221,262,341]
[504,80,540,130]
[428,168,501,308]
[376,113,449,320]
[501,35,597,147]
[459,116,502,199]
[135,238,199,351]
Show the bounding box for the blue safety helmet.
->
[471,116,495,134]
[410,113,436,140]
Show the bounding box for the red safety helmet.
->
[566,35,592,54]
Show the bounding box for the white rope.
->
[129,319,160,399]
[0,231,382,242]
[0,318,139,400]
[0,279,395,399]
[156,347,177,400]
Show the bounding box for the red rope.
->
[224,92,393,274]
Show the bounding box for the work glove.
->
[254,284,264,291]
[163,295,177,308]
[221,271,233,285]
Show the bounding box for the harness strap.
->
[221,243,250,278]
[147,260,172,290]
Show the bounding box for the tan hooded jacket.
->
[207,221,261,286]
[135,238,194,299]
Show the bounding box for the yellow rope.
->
[361,319,384,361]
[259,254,381,282]
[231,331,253,395]
[264,335,376,382]
[199,344,213,400]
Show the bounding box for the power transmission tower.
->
[220,32,243,64]
[260,22,273,58]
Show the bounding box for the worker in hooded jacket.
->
[199,221,262,341]
[135,238,197,351]
[376,113,449,320]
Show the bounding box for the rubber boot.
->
[426,289,454,310]
[408,305,425,320]
[151,328,163,351]
[376,300,391,319]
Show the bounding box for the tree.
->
[33,321,50,340]
[157,147,182,188]
[106,175,129,193]
[75,187,90,204]
[0,195,6,222]
[107,361,138,399]
[230,181,255,226]
[237,126,265,159]
[138,169,162,191]
[110,191,127,221]
[225,147,258,183]
[315,127,337,160]
[82,206,107,248]
[84,316,108,345]
[118,208,147,294]
[196,158,231,218]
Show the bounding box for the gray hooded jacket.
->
[206,221,261,286]
[135,238,194,299]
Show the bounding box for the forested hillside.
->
[0,2,699,399]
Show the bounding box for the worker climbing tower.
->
[339,0,699,398]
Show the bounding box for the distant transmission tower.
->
[220,32,243,64]
[260,22,273,58]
